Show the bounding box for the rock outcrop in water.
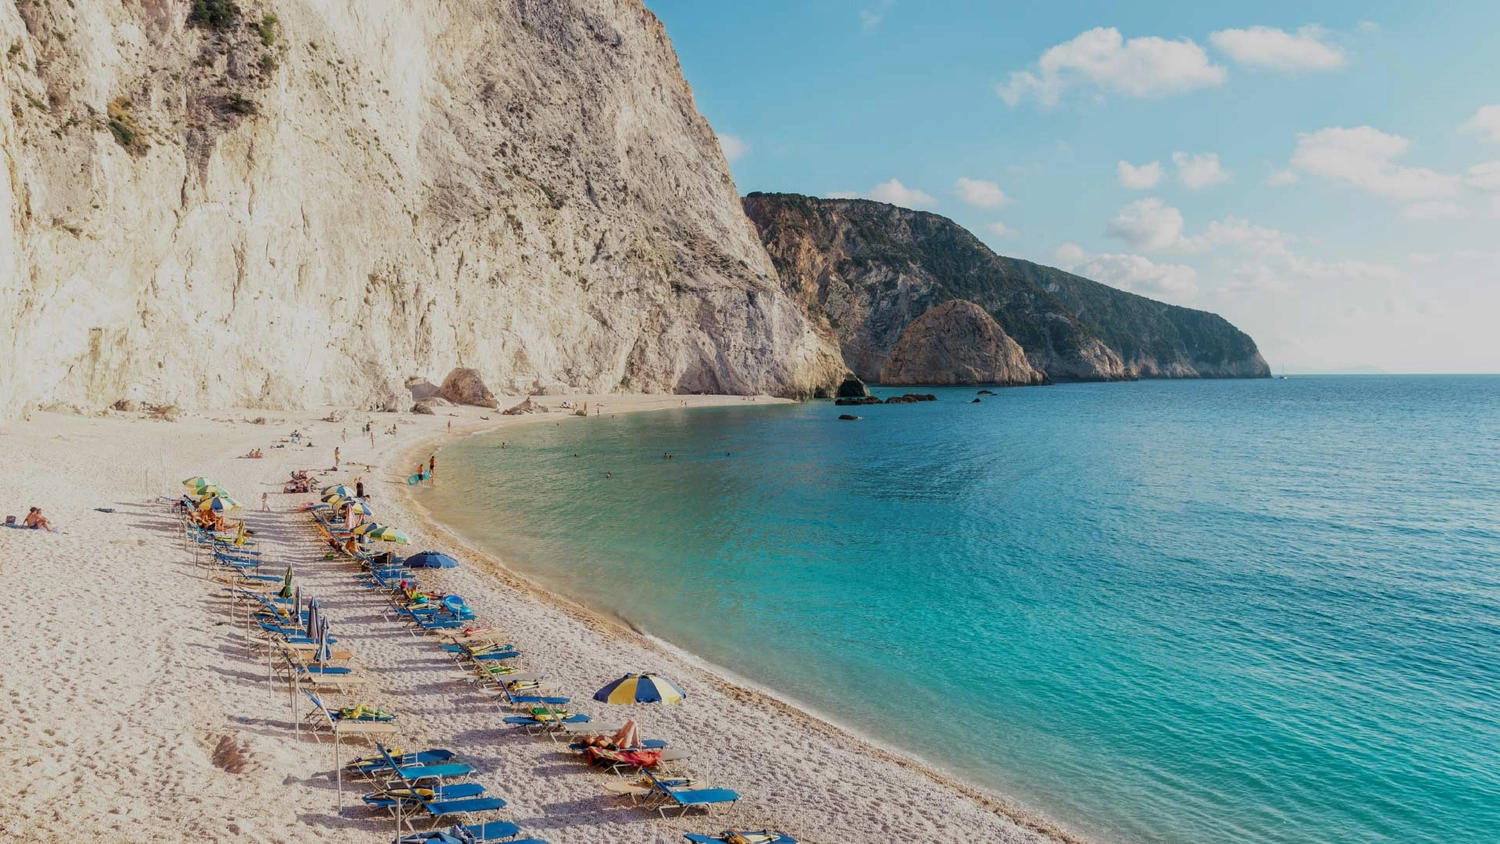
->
[0,0,844,419]
[880,300,1046,386]
[742,193,1270,383]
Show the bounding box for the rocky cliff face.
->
[880,300,1044,386]
[743,193,1270,383]
[0,0,844,418]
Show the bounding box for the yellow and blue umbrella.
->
[321,485,356,499]
[593,672,686,705]
[342,500,374,517]
[352,523,409,544]
[194,485,232,499]
[198,496,241,512]
[321,493,347,507]
[182,476,216,490]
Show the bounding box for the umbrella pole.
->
[336,731,343,814]
[291,671,299,740]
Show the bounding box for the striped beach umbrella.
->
[341,500,373,517]
[593,673,687,705]
[182,476,216,490]
[321,485,356,499]
[194,485,232,499]
[198,496,241,512]
[352,523,410,544]
[321,493,346,508]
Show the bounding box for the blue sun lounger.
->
[395,821,549,843]
[374,748,506,827]
[373,744,476,784]
[348,748,456,776]
[364,781,487,811]
[644,771,739,818]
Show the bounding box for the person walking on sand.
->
[369,429,375,448]
[341,427,347,442]
[261,492,270,512]
[334,446,340,470]
[429,454,436,482]
[447,418,452,432]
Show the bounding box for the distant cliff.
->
[743,193,1270,383]
[0,0,844,418]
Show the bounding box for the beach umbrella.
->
[321,493,347,508]
[405,551,457,569]
[306,597,321,642]
[182,476,216,489]
[316,616,332,666]
[341,500,374,517]
[193,484,232,499]
[198,496,241,512]
[322,485,356,499]
[293,587,303,630]
[278,566,294,600]
[353,523,410,544]
[593,672,687,705]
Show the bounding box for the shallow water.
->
[425,377,1500,844]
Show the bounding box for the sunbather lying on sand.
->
[577,720,641,750]
[23,507,56,532]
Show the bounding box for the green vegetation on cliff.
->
[743,192,1269,381]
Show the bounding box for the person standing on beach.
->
[261,492,270,512]
[447,419,452,432]
[369,429,375,448]
[334,446,340,470]
[429,454,436,482]
[341,427,347,442]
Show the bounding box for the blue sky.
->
[645,1,1500,372]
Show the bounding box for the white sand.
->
[0,397,1083,843]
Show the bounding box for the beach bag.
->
[4,516,13,525]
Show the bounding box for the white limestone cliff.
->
[0,0,844,418]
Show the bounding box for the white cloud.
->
[1208,25,1347,71]
[1267,169,1300,187]
[953,177,1010,209]
[997,27,1226,107]
[1055,243,1199,300]
[717,133,749,163]
[1117,160,1163,189]
[1465,105,1500,143]
[860,0,894,32]
[831,179,937,208]
[1467,161,1500,192]
[1290,126,1459,200]
[1357,21,1381,34]
[1401,201,1471,221]
[985,222,1017,238]
[1173,151,1232,189]
[1105,197,1185,252]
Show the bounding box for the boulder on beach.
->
[439,368,499,408]
[410,402,436,415]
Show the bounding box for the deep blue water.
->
[425,377,1500,844]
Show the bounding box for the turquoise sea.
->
[425,377,1500,844]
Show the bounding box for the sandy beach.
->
[0,395,1081,844]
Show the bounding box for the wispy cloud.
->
[954,177,1010,208]
[1173,151,1232,189]
[716,133,749,163]
[830,179,938,209]
[1209,25,1347,71]
[860,0,894,32]
[998,27,1225,107]
[1290,126,1459,200]
[1117,160,1163,189]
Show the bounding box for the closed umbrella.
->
[306,597,320,642]
[278,567,293,600]
[593,673,687,705]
